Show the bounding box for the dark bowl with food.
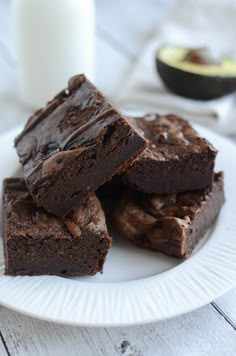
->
[155,45,236,100]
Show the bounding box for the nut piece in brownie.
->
[123,114,217,194]
[15,74,147,217]
[3,178,112,276]
[113,173,224,259]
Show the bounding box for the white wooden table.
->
[1,0,236,355]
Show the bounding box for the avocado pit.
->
[183,48,220,66]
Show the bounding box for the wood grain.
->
[0,332,9,356]
[0,305,236,356]
[214,289,236,327]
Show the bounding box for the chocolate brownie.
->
[123,114,217,194]
[15,74,147,217]
[3,178,112,276]
[113,173,224,259]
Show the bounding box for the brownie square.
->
[3,178,111,276]
[15,74,147,217]
[113,173,224,259]
[123,113,217,194]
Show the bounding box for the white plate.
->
[0,124,236,327]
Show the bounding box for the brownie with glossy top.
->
[15,74,147,217]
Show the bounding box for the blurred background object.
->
[1,0,236,138]
[12,0,95,108]
[116,0,236,138]
[0,0,172,132]
[155,46,236,100]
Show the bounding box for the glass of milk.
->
[12,0,95,108]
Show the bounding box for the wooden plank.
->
[0,304,236,356]
[0,332,9,356]
[214,288,236,327]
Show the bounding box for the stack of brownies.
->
[2,74,224,276]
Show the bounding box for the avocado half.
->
[155,46,236,100]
